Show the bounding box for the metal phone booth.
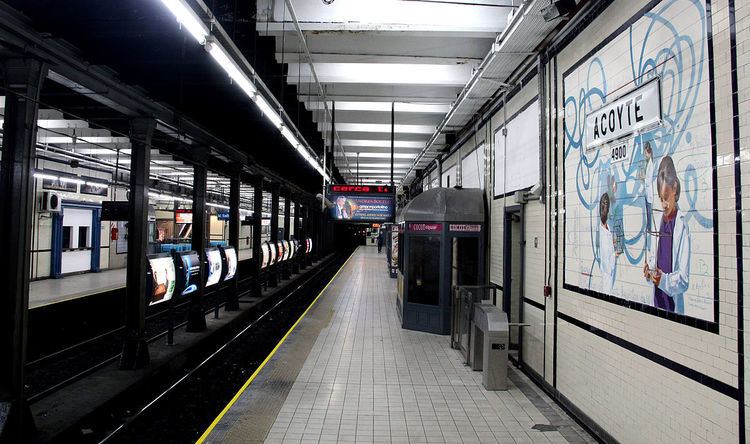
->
[396,188,485,334]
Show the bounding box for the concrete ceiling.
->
[257,0,516,185]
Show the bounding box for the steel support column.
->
[269,183,280,287]
[187,160,208,332]
[225,169,241,311]
[120,117,155,369]
[0,57,46,441]
[251,175,263,297]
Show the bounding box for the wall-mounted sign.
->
[216,211,230,221]
[43,178,77,192]
[449,224,481,232]
[175,210,192,224]
[328,184,392,194]
[585,77,662,150]
[408,223,442,232]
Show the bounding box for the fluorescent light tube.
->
[206,42,257,98]
[280,126,299,148]
[85,181,109,188]
[254,96,283,129]
[160,0,209,44]
[59,177,86,185]
[34,172,60,181]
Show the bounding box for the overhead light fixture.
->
[59,177,86,185]
[159,0,209,44]
[254,95,283,129]
[33,172,60,181]
[85,181,109,189]
[280,125,299,148]
[205,39,257,99]
[158,0,330,182]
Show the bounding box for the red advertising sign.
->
[408,223,442,232]
[449,224,481,232]
[328,184,393,194]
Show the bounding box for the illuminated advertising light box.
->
[175,210,192,224]
[205,247,223,287]
[221,246,237,281]
[261,242,271,269]
[268,242,277,266]
[276,241,285,262]
[288,240,295,259]
[282,240,290,261]
[306,238,312,254]
[327,185,395,223]
[146,253,176,306]
[179,251,200,296]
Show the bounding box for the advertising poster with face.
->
[329,194,395,223]
[222,246,237,281]
[180,251,200,296]
[205,248,223,287]
[147,255,176,306]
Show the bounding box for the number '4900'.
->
[610,142,628,163]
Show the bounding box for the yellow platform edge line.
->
[196,250,356,444]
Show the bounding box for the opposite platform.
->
[202,246,595,444]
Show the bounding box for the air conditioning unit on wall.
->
[42,191,61,212]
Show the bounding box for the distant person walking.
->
[377,230,384,253]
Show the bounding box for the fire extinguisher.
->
[111,223,118,241]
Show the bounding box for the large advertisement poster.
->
[180,251,201,296]
[328,194,395,223]
[223,246,237,281]
[562,0,715,325]
[147,255,176,306]
[205,248,223,287]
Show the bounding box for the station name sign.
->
[585,77,662,150]
[328,185,393,194]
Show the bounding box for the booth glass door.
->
[451,236,480,289]
[406,235,440,305]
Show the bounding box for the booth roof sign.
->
[449,224,481,232]
[408,223,442,232]
[328,184,393,194]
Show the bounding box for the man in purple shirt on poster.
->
[643,156,690,314]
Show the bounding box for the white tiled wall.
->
[454,0,749,442]
[729,0,750,437]
[548,0,743,442]
[413,2,746,440]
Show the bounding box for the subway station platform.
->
[29,267,126,309]
[201,246,594,444]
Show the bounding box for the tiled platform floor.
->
[206,246,595,444]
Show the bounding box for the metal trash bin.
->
[469,303,509,390]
